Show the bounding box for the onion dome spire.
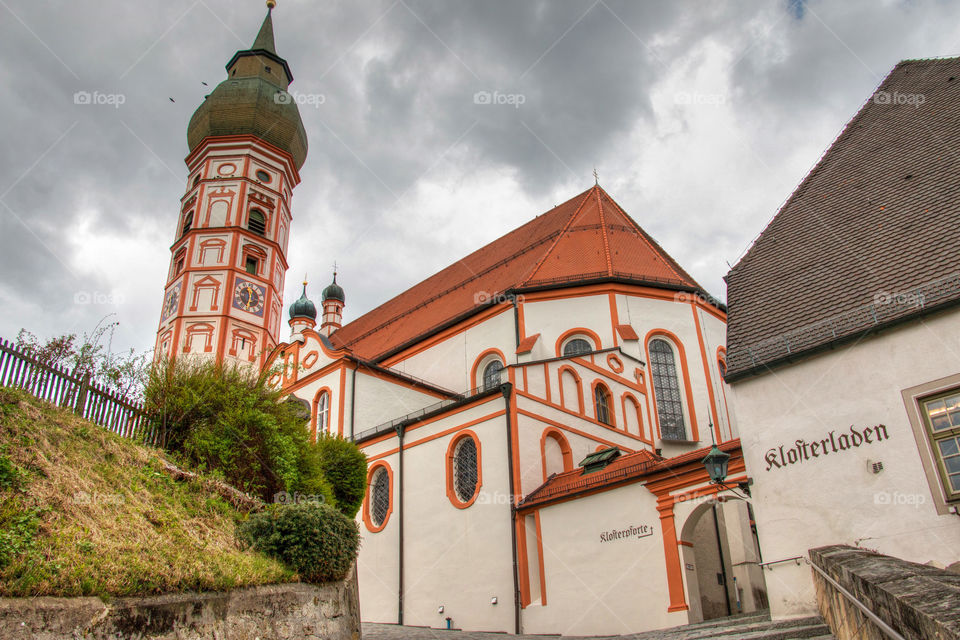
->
[289,280,317,320]
[187,1,308,169]
[322,271,345,303]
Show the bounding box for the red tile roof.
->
[330,185,704,361]
[726,58,960,380]
[615,324,639,341]
[518,439,742,509]
[516,333,540,355]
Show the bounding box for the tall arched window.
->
[563,338,592,357]
[315,391,329,436]
[594,383,613,425]
[649,338,686,440]
[248,209,267,236]
[482,360,503,390]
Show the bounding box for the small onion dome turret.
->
[322,272,345,303]
[187,5,308,170]
[288,281,317,320]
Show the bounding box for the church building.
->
[156,4,769,636]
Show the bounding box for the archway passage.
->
[679,499,768,623]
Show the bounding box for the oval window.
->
[256,170,271,183]
[370,467,390,527]
[452,437,479,504]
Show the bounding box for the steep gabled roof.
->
[329,185,705,361]
[725,57,960,380]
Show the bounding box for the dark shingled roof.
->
[725,57,960,381]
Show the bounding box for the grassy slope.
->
[0,387,295,598]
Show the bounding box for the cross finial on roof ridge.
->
[593,166,599,185]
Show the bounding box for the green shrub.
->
[144,358,332,503]
[238,503,359,583]
[311,435,367,518]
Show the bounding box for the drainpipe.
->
[501,382,521,634]
[508,293,521,356]
[712,505,732,617]
[397,424,405,625]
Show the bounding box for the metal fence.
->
[0,338,156,444]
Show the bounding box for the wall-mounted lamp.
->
[437,605,444,614]
[490,596,498,605]
[702,445,752,497]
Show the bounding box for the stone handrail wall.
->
[810,544,960,640]
[0,567,360,640]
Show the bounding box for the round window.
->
[452,437,479,503]
[255,170,271,183]
[370,467,390,527]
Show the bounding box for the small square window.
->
[921,390,960,501]
[245,257,258,275]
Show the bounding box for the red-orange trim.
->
[555,327,603,357]
[516,333,540,355]
[606,353,624,374]
[615,324,640,341]
[311,386,333,441]
[540,427,574,482]
[716,346,732,442]
[657,495,688,612]
[644,329,699,442]
[608,292,620,347]
[691,305,721,444]
[557,365,585,414]
[471,347,507,390]
[365,410,506,462]
[516,407,636,452]
[445,430,483,509]
[362,461,393,533]
[621,392,646,441]
[515,389,648,444]
[380,305,511,367]
[590,380,617,428]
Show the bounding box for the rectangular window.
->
[245,257,258,275]
[921,390,960,500]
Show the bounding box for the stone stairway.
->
[363,611,835,640]
[620,610,834,640]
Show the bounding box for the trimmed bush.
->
[144,358,334,504]
[312,435,367,518]
[238,503,360,583]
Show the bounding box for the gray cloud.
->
[2,0,959,359]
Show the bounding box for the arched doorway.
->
[679,498,768,623]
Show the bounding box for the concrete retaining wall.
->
[0,569,360,640]
[810,544,960,640]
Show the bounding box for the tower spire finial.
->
[266,0,276,11]
[593,166,599,185]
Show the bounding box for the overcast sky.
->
[1,0,958,357]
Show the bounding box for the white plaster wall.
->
[388,309,516,392]
[729,310,960,619]
[349,371,442,435]
[522,294,614,355]
[522,483,687,635]
[356,448,400,624]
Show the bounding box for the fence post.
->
[74,372,91,417]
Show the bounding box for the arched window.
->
[563,338,592,357]
[248,209,267,236]
[482,360,503,390]
[370,467,390,527]
[594,383,613,426]
[649,338,686,440]
[181,211,193,236]
[315,391,329,435]
[447,432,481,508]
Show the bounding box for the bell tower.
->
[155,1,308,368]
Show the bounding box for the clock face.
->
[162,284,181,321]
[233,279,265,316]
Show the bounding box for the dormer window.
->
[248,209,267,236]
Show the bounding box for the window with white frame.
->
[920,389,960,500]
